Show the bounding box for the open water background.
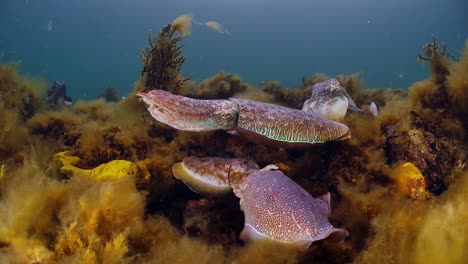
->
[0,0,466,100]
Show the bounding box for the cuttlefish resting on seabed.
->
[137,89,351,148]
[172,156,349,250]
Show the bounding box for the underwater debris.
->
[172,14,228,35]
[140,24,191,94]
[193,19,227,34]
[171,14,193,35]
[391,162,430,200]
[204,21,224,33]
[98,86,120,102]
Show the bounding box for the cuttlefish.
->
[302,78,361,121]
[137,90,351,148]
[173,156,349,250]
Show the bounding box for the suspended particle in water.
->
[47,19,53,31]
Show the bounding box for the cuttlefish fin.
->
[240,224,266,242]
[318,192,332,216]
[344,93,362,112]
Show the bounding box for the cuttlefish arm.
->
[172,156,259,196]
[344,92,362,112]
[137,90,239,131]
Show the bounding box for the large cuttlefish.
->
[137,90,351,148]
[172,156,349,250]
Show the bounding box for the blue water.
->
[0,0,467,100]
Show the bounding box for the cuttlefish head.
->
[137,90,239,131]
[302,78,361,121]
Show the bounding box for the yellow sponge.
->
[392,162,430,200]
[54,151,139,181]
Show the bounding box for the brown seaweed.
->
[261,81,312,109]
[182,71,249,99]
[98,86,120,102]
[140,24,191,94]
[0,34,467,264]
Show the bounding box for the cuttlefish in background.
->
[173,156,349,250]
[137,90,350,148]
[302,78,361,121]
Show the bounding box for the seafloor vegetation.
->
[0,23,467,263]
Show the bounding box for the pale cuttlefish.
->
[302,78,361,121]
[172,156,349,250]
[369,102,378,117]
[137,90,351,148]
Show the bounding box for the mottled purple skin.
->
[137,90,239,131]
[231,98,350,147]
[232,165,348,249]
[137,89,350,148]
